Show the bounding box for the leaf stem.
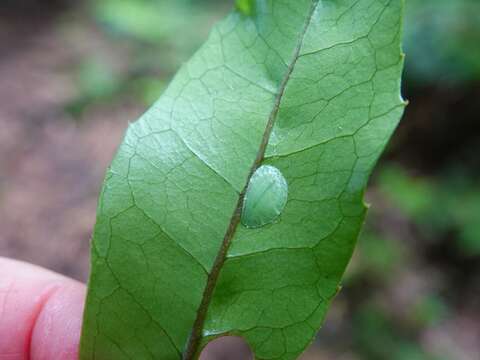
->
[182,2,318,358]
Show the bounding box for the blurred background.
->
[0,0,479,359]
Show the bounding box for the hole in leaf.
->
[199,336,253,360]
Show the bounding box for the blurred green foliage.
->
[67,60,121,115]
[378,165,480,256]
[70,0,480,107]
[91,0,224,50]
[353,304,443,360]
[412,294,448,327]
[347,231,404,283]
[69,0,229,113]
[405,0,480,84]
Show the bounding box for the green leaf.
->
[80,1,405,359]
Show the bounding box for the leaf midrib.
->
[182,2,319,358]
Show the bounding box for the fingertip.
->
[30,282,86,360]
[0,257,86,360]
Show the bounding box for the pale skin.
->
[0,257,85,360]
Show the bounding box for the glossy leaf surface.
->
[81,1,405,359]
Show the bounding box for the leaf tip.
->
[235,0,254,16]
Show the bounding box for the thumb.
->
[0,257,85,360]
